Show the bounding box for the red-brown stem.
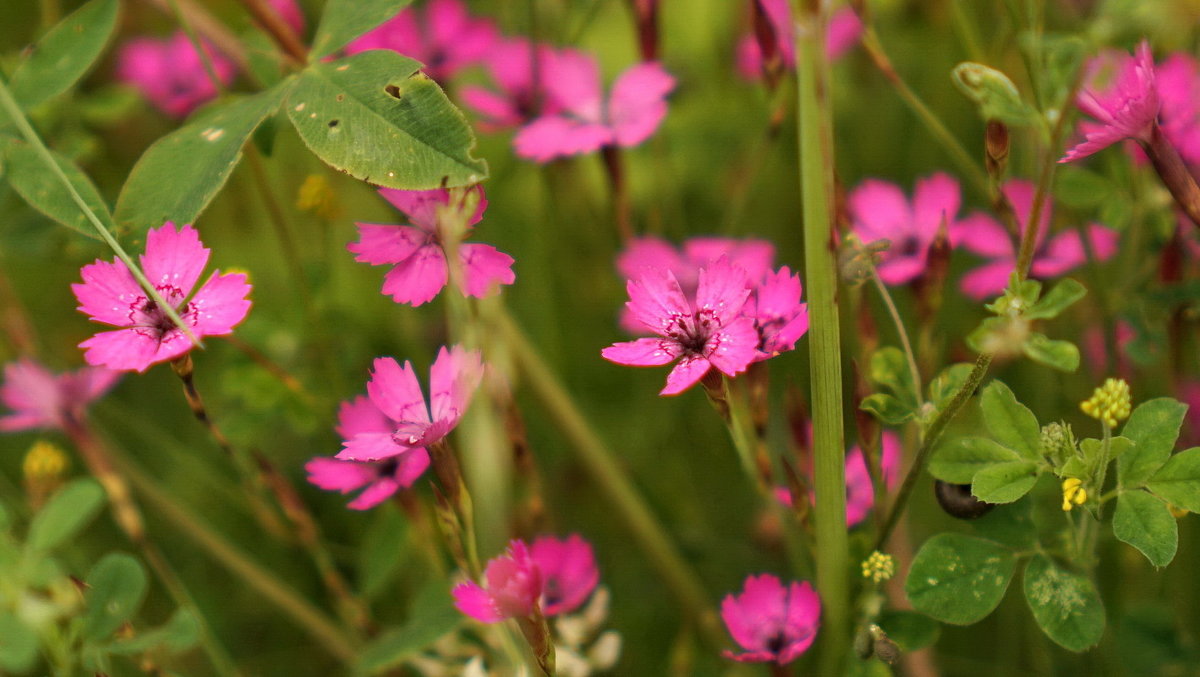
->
[64,419,145,544]
[630,0,659,61]
[234,0,308,65]
[1144,122,1200,229]
[601,145,634,242]
[140,0,249,71]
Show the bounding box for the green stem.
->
[874,351,994,551]
[104,443,359,662]
[492,309,725,648]
[869,268,923,405]
[166,0,228,99]
[797,5,849,671]
[0,77,200,348]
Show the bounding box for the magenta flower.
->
[777,430,901,527]
[348,186,515,307]
[848,172,962,286]
[116,32,236,118]
[1061,41,1160,163]
[305,394,431,509]
[1180,382,1200,447]
[0,360,119,432]
[952,180,1119,299]
[345,0,497,82]
[721,574,821,664]
[736,3,861,81]
[71,223,251,372]
[748,267,809,360]
[513,51,675,162]
[1154,53,1200,165]
[336,346,483,462]
[602,258,760,395]
[267,0,306,35]
[1083,320,1136,380]
[461,38,559,131]
[529,534,600,616]
[453,540,543,622]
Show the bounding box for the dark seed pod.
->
[934,480,995,519]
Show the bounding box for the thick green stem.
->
[797,4,849,671]
[493,309,725,648]
[0,77,200,348]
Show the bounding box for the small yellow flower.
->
[23,440,68,482]
[861,551,896,583]
[1080,378,1132,428]
[1061,477,1087,511]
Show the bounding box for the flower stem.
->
[0,76,200,349]
[234,0,307,65]
[869,268,923,405]
[796,4,849,670]
[1144,122,1200,229]
[139,0,250,72]
[601,145,635,242]
[492,308,725,648]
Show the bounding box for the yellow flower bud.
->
[1080,378,1132,428]
[1061,477,1087,511]
[861,550,896,583]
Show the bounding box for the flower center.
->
[665,308,719,354]
[127,284,189,339]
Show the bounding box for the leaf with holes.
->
[905,533,1017,625]
[115,81,292,230]
[1023,554,1104,651]
[286,50,487,190]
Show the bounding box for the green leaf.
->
[355,580,460,675]
[1027,278,1087,320]
[358,505,410,599]
[905,533,1016,625]
[927,362,973,410]
[929,437,1020,484]
[971,497,1038,550]
[108,608,199,655]
[869,347,916,404]
[980,381,1041,460]
[312,0,411,60]
[972,461,1039,504]
[114,82,291,230]
[286,50,487,190]
[860,393,914,425]
[877,610,940,651]
[951,62,1036,125]
[28,478,105,552]
[1054,167,1110,209]
[1022,333,1080,372]
[1119,398,1188,488]
[2,137,111,239]
[6,0,119,113]
[1023,554,1105,652]
[0,613,38,673]
[1114,490,1177,567]
[1146,447,1200,513]
[83,553,148,641]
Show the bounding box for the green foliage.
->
[971,498,1038,550]
[980,381,1041,459]
[971,460,1039,503]
[905,533,1017,625]
[1055,167,1111,209]
[0,614,38,673]
[5,0,119,114]
[28,479,105,552]
[930,437,1019,484]
[951,62,1036,125]
[82,553,148,642]
[876,610,940,651]
[1022,333,1081,372]
[1026,279,1088,321]
[105,609,200,655]
[115,83,291,230]
[311,0,412,59]
[1145,447,1200,513]
[1,137,112,238]
[1114,490,1178,567]
[357,504,411,599]
[1022,555,1105,651]
[355,580,460,675]
[286,50,487,190]
[968,276,1086,372]
[1118,398,1188,488]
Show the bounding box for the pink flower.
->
[749,267,809,360]
[116,32,236,118]
[513,52,675,162]
[953,180,1119,299]
[848,173,962,286]
[1083,320,1136,380]
[1180,382,1200,448]
[736,3,861,81]
[721,574,821,664]
[336,346,483,462]
[345,0,498,82]
[0,360,120,432]
[305,394,431,509]
[1061,41,1160,163]
[461,38,559,131]
[529,534,600,616]
[602,258,759,395]
[777,430,901,527]
[267,0,306,35]
[348,186,515,307]
[72,223,251,372]
[1154,54,1200,165]
[453,540,543,622]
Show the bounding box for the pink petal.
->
[78,329,163,373]
[337,432,405,462]
[1032,223,1119,277]
[960,260,1015,300]
[461,85,521,129]
[952,213,1015,259]
[391,447,431,487]
[617,236,686,280]
[305,457,374,492]
[694,258,751,324]
[625,268,691,335]
[705,316,759,377]
[349,224,429,265]
[141,222,210,298]
[721,573,787,652]
[876,253,928,286]
[366,357,431,427]
[848,179,912,244]
[380,245,449,306]
[1002,179,1053,248]
[186,271,251,336]
[513,116,613,162]
[826,8,862,60]
[452,581,503,622]
[530,534,600,616]
[608,62,675,147]
[428,345,483,428]
[684,238,776,282]
[912,172,961,247]
[377,189,446,231]
[336,395,393,439]
[347,477,401,510]
[601,338,679,366]
[661,355,711,396]
[458,244,515,298]
[542,49,603,120]
[73,259,142,326]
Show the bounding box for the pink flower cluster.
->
[453,534,600,622]
[777,430,902,527]
[736,2,862,81]
[349,186,515,307]
[721,573,821,664]
[0,360,119,432]
[306,345,483,509]
[602,237,808,395]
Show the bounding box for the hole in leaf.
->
[328,120,340,128]
[385,85,402,99]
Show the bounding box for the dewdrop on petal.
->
[1080,378,1132,428]
[1062,477,1087,511]
[861,551,895,583]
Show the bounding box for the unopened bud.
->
[986,119,1009,178]
[952,62,1031,125]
